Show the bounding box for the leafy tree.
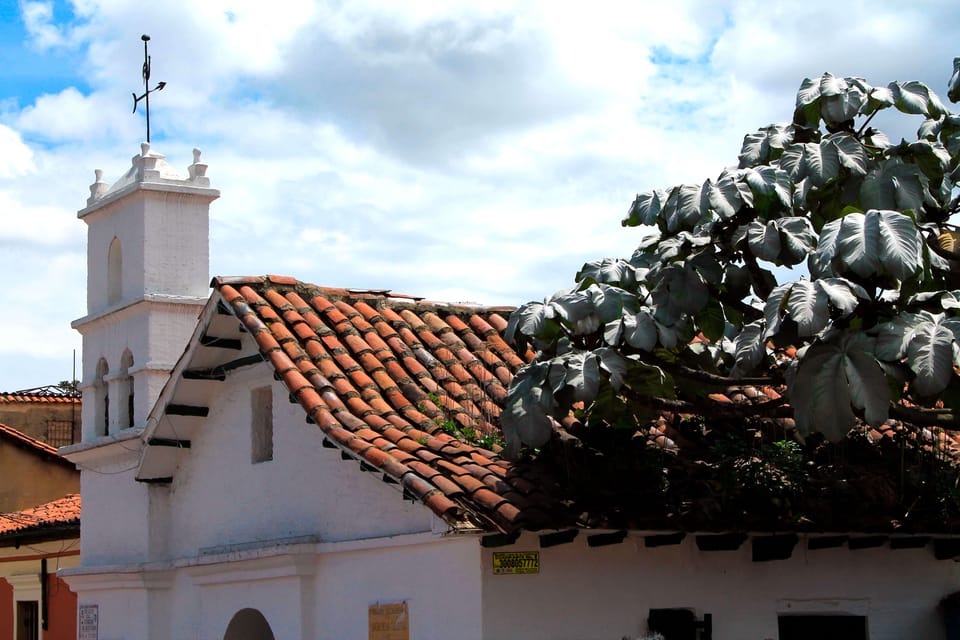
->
[503,59,960,460]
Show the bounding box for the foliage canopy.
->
[503,59,960,459]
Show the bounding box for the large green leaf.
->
[745,220,781,262]
[705,169,744,219]
[794,76,822,126]
[501,362,556,458]
[888,81,949,118]
[621,310,659,351]
[624,189,669,227]
[815,209,922,281]
[730,319,767,377]
[764,278,866,339]
[780,141,840,187]
[790,332,890,439]
[861,158,930,214]
[825,133,868,175]
[577,258,640,288]
[875,209,922,280]
[774,217,817,265]
[739,124,794,168]
[875,311,960,397]
[820,73,867,126]
[741,166,793,215]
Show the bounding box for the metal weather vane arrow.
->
[132,34,166,143]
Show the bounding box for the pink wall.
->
[46,574,77,640]
[0,578,12,640]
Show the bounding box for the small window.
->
[95,358,110,437]
[778,615,868,640]
[251,387,273,463]
[120,350,135,429]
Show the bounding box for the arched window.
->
[95,358,109,437]
[223,608,275,640]
[120,350,135,429]
[107,237,122,304]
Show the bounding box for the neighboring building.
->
[0,389,80,448]
[61,144,960,640]
[0,425,79,514]
[0,494,81,640]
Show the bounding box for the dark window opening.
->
[16,601,38,640]
[778,615,868,640]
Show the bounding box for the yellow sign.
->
[492,551,540,575]
[369,602,409,640]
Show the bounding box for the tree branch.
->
[618,385,792,419]
[642,352,780,387]
[888,403,960,429]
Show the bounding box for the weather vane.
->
[131,34,166,143]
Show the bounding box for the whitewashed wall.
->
[481,532,960,640]
[166,364,434,558]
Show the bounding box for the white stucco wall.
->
[480,532,960,640]
[166,363,434,559]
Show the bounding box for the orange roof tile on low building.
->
[0,494,81,538]
[0,422,65,459]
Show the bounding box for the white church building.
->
[60,144,960,640]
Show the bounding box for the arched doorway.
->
[223,608,275,640]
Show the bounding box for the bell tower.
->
[72,143,219,442]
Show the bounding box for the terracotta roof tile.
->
[0,494,81,537]
[0,423,65,458]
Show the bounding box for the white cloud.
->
[0,125,35,177]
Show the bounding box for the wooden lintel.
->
[539,529,579,548]
[695,533,747,552]
[587,530,627,548]
[481,531,520,548]
[890,536,930,550]
[645,532,686,548]
[147,437,191,448]
[182,354,264,382]
[166,404,209,417]
[200,334,242,350]
[752,534,798,562]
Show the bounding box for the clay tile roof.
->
[0,494,81,537]
[0,389,81,405]
[211,276,577,533]
[208,276,960,536]
[0,422,64,458]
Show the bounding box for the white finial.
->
[141,142,150,157]
[87,168,109,205]
[193,148,201,163]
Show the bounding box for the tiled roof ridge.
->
[211,275,517,315]
[213,277,564,533]
[0,493,81,536]
[0,392,81,404]
[0,422,64,457]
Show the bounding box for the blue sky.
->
[0,0,958,392]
